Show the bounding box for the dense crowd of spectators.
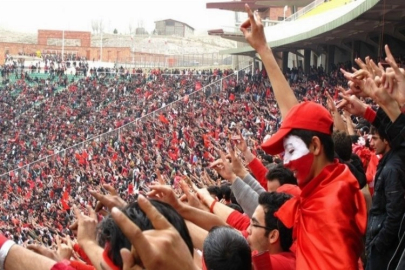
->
[0,7,405,269]
[0,60,345,245]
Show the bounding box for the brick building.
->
[0,30,165,65]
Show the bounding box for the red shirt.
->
[252,251,296,270]
[275,161,367,270]
[247,158,268,190]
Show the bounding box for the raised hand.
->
[209,146,237,182]
[340,68,368,97]
[325,91,337,114]
[227,141,249,179]
[240,4,268,54]
[231,129,248,153]
[179,180,207,211]
[73,205,98,249]
[55,235,72,261]
[382,45,405,106]
[90,184,127,214]
[111,195,198,270]
[147,185,182,211]
[336,87,368,117]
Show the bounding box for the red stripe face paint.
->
[283,135,314,188]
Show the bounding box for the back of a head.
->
[203,226,252,270]
[265,164,297,186]
[220,184,232,201]
[98,199,193,267]
[207,186,222,201]
[332,131,352,161]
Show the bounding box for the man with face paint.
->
[262,102,367,270]
[240,4,367,269]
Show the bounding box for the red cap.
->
[261,102,333,155]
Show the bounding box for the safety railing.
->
[285,0,326,21]
[286,0,355,21]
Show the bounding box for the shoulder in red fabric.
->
[275,162,367,270]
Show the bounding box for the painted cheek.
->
[283,152,292,164]
[284,152,314,188]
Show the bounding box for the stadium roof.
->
[211,0,405,56]
[206,0,314,12]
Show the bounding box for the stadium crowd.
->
[0,4,405,270]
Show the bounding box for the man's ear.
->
[311,136,322,156]
[268,229,279,245]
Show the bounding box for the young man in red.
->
[262,102,367,269]
[240,4,367,269]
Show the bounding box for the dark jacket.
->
[384,112,405,270]
[368,110,405,270]
[365,149,405,252]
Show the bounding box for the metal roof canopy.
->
[206,0,314,12]
[215,0,405,56]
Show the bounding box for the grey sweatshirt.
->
[231,173,266,218]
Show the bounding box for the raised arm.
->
[5,245,57,270]
[147,185,227,232]
[240,4,298,118]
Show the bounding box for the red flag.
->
[159,114,169,125]
[61,199,70,211]
[195,82,202,90]
[61,190,70,210]
[63,190,69,201]
[128,183,134,195]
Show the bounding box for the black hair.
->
[262,155,273,164]
[274,158,282,164]
[227,203,244,214]
[258,192,293,252]
[265,164,297,186]
[220,184,232,201]
[289,127,335,162]
[370,125,388,142]
[332,131,352,161]
[203,226,252,270]
[207,186,223,201]
[98,199,193,267]
[350,135,360,144]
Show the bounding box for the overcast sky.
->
[0,0,243,34]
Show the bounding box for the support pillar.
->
[326,45,335,73]
[304,49,311,74]
[282,51,289,74]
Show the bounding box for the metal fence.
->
[0,64,253,181]
[117,52,237,69]
[286,0,355,21]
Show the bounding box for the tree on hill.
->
[113,28,118,34]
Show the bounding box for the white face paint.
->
[283,135,310,165]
